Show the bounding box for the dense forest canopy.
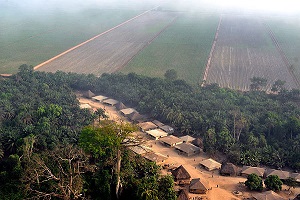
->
[0,65,176,199]
[1,65,300,198]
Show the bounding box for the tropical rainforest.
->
[1,65,300,199]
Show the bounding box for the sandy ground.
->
[77,95,300,200]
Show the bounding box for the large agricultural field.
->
[121,13,219,85]
[36,11,178,74]
[0,4,146,73]
[205,15,299,91]
[266,17,300,80]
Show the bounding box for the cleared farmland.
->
[36,11,178,74]
[266,17,300,80]
[0,6,142,74]
[121,14,219,85]
[205,15,298,91]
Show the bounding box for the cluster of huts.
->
[171,165,210,199]
[81,91,300,200]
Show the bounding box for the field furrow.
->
[206,15,298,91]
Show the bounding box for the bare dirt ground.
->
[77,95,300,199]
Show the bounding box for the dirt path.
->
[202,15,222,86]
[77,95,300,199]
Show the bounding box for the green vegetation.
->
[264,175,283,191]
[122,13,219,85]
[0,7,141,73]
[0,66,176,199]
[245,174,263,191]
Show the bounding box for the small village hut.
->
[177,189,189,200]
[189,178,210,194]
[220,163,239,176]
[252,190,284,200]
[199,158,222,171]
[171,165,191,185]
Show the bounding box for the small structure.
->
[291,173,300,182]
[220,163,239,176]
[152,120,164,127]
[138,122,158,132]
[83,90,95,98]
[120,108,136,116]
[189,178,210,194]
[264,169,290,180]
[79,103,92,109]
[146,129,168,140]
[241,166,265,177]
[171,165,191,185]
[160,135,183,147]
[192,138,204,149]
[180,135,196,143]
[199,158,222,171]
[129,145,152,155]
[143,152,168,165]
[103,98,119,106]
[177,189,189,200]
[115,102,127,110]
[128,112,146,123]
[252,190,284,200]
[160,125,174,134]
[175,143,200,157]
[92,95,108,102]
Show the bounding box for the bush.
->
[245,173,263,191]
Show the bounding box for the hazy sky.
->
[1,0,300,14]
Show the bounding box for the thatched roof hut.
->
[115,102,127,110]
[264,169,290,180]
[199,158,222,171]
[220,163,239,176]
[83,90,95,98]
[171,165,191,182]
[128,112,146,123]
[189,178,210,194]
[177,189,189,200]
[241,166,265,177]
[252,190,284,200]
[192,138,203,149]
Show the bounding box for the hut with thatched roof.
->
[171,165,191,185]
[199,158,222,171]
[220,163,239,176]
[128,112,146,123]
[115,102,127,110]
[189,178,210,194]
[291,173,300,182]
[264,169,290,180]
[180,135,195,143]
[252,190,284,200]
[177,189,189,200]
[120,108,136,116]
[83,90,95,98]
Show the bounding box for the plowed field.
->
[36,11,178,74]
[205,15,298,91]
